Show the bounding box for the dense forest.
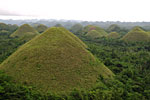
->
[0,21,150,100]
[84,38,150,100]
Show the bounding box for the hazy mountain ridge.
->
[1,19,150,30]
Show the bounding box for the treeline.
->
[1,19,150,30]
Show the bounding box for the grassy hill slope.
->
[0,27,113,93]
[10,24,39,41]
[122,26,150,42]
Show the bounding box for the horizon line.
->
[0,15,150,23]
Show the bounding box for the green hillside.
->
[10,24,39,41]
[34,24,48,33]
[0,27,113,93]
[122,26,150,42]
[107,32,120,39]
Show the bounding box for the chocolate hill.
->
[0,27,113,93]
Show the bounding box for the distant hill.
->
[54,24,63,27]
[0,23,9,30]
[10,24,39,41]
[107,32,120,39]
[0,27,113,93]
[86,30,104,39]
[122,26,150,42]
[83,25,107,38]
[34,24,48,33]
[83,25,107,34]
[70,23,83,34]
[0,23,18,32]
[107,24,121,33]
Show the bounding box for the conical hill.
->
[70,24,83,34]
[34,24,48,33]
[10,24,39,41]
[86,30,104,39]
[107,32,120,39]
[0,27,113,93]
[84,25,107,38]
[122,26,150,42]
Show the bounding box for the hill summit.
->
[122,26,150,42]
[0,27,113,93]
[10,24,39,41]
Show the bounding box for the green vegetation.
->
[1,22,150,99]
[0,36,23,64]
[107,32,120,39]
[34,24,48,33]
[122,26,150,42]
[0,70,131,100]
[83,37,150,100]
[0,70,45,100]
[0,23,18,34]
[0,27,113,94]
[0,23,23,64]
[10,24,39,41]
[1,34,150,99]
[106,24,129,36]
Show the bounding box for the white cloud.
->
[0,0,150,21]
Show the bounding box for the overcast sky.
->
[0,0,150,22]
